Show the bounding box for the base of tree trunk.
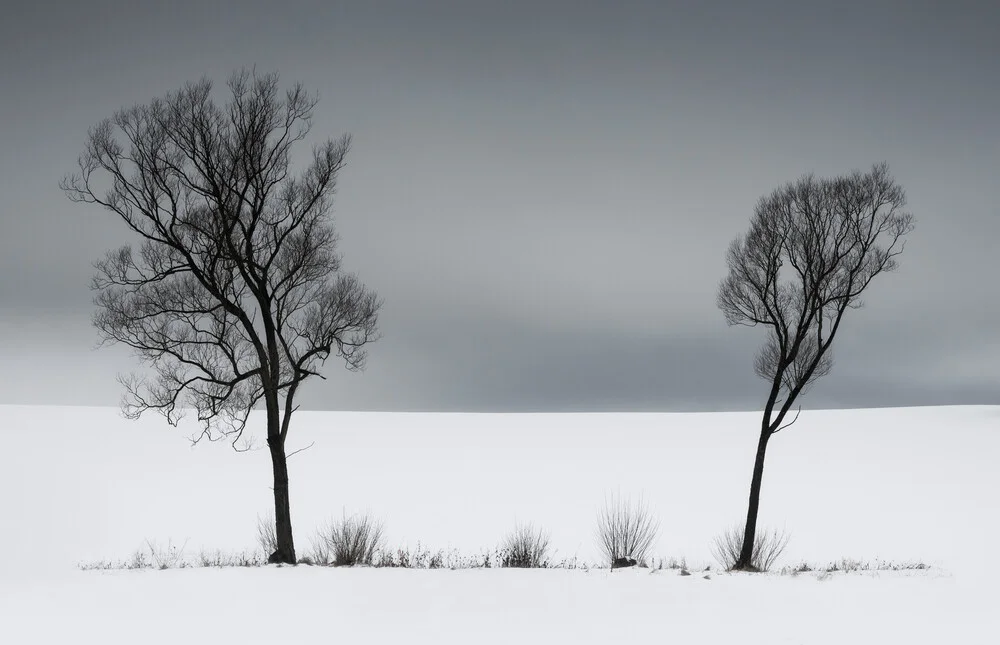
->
[731,561,761,572]
[267,548,296,565]
[611,557,638,569]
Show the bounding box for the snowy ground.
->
[1,405,997,643]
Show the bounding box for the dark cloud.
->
[1,0,998,411]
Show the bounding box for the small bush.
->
[712,524,789,572]
[596,493,660,568]
[500,523,551,568]
[320,510,385,566]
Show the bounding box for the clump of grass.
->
[196,549,266,568]
[499,523,551,568]
[309,530,332,565]
[806,558,930,574]
[548,555,587,570]
[373,543,465,568]
[79,553,151,571]
[144,538,189,570]
[596,493,660,568]
[370,544,568,570]
[82,539,268,571]
[653,556,689,571]
[711,524,789,572]
[79,539,189,571]
[318,510,385,566]
[428,549,445,569]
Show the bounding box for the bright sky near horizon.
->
[0,0,997,411]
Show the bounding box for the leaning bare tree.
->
[717,163,913,571]
[61,70,381,564]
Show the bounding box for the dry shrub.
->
[596,493,659,568]
[319,510,385,566]
[500,523,551,568]
[712,524,789,572]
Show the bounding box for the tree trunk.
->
[734,426,771,571]
[266,406,296,564]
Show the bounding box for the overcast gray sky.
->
[1,0,997,412]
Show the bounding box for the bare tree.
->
[61,70,381,564]
[717,163,913,571]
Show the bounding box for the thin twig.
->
[286,441,315,459]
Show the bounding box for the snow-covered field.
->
[1,405,997,643]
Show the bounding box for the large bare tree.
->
[62,70,381,564]
[717,163,914,571]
